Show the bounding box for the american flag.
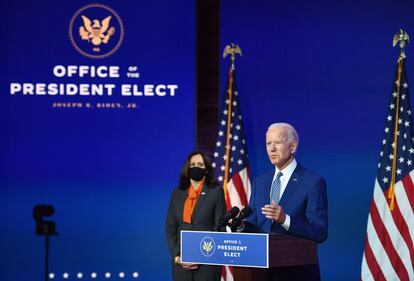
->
[361,55,414,280]
[212,67,251,281]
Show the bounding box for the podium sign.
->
[181,231,269,268]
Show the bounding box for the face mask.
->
[189,167,206,181]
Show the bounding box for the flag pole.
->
[222,43,242,202]
[388,29,409,211]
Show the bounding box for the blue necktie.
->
[270,172,283,204]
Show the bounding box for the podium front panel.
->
[181,231,269,268]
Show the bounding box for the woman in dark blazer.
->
[165,151,226,281]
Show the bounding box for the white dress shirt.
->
[270,158,297,230]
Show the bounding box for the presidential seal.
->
[200,236,216,257]
[69,4,124,59]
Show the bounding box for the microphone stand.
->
[45,235,50,281]
[33,205,57,281]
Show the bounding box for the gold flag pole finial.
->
[221,43,242,202]
[223,43,242,69]
[393,29,409,59]
[388,30,409,211]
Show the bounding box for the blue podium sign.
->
[181,231,269,268]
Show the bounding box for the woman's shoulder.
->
[205,181,219,189]
[169,186,185,196]
[205,184,223,196]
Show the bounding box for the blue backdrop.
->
[0,1,194,280]
[220,0,414,280]
[3,0,414,281]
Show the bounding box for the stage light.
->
[105,272,111,278]
[34,204,57,281]
[33,205,57,236]
[63,272,69,279]
[133,272,139,278]
[119,272,125,278]
[77,272,83,279]
[49,273,55,279]
[91,272,97,278]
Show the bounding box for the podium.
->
[181,231,319,281]
[233,234,318,281]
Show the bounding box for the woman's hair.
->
[179,151,218,189]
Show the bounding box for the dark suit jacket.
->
[245,163,328,243]
[165,184,226,259]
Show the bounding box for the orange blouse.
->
[182,180,204,223]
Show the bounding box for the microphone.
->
[229,206,252,232]
[217,206,240,231]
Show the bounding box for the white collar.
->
[274,158,297,180]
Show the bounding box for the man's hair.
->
[267,122,299,145]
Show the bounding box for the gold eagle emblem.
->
[202,241,213,253]
[79,15,115,46]
[223,43,242,59]
[393,29,409,49]
[223,43,242,69]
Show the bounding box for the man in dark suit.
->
[245,122,328,280]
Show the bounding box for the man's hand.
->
[261,201,286,224]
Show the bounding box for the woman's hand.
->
[181,263,199,270]
[175,255,199,270]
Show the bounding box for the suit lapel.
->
[261,172,274,205]
[191,185,208,220]
[279,164,304,206]
[258,172,274,232]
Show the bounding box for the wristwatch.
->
[174,256,180,264]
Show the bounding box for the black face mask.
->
[189,167,206,181]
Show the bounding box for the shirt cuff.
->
[281,214,290,230]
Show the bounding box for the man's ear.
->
[291,142,298,154]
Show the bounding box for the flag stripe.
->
[398,176,414,249]
[373,181,413,279]
[366,212,400,280]
[240,167,252,202]
[230,172,248,207]
[401,174,414,212]
[363,235,386,281]
[227,179,242,210]
[228,266,233,281]
[392,179,414,242]
[224,187,233,212]
[390,198,414,272]
[221,266,227,281]
[370,189,410,280]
